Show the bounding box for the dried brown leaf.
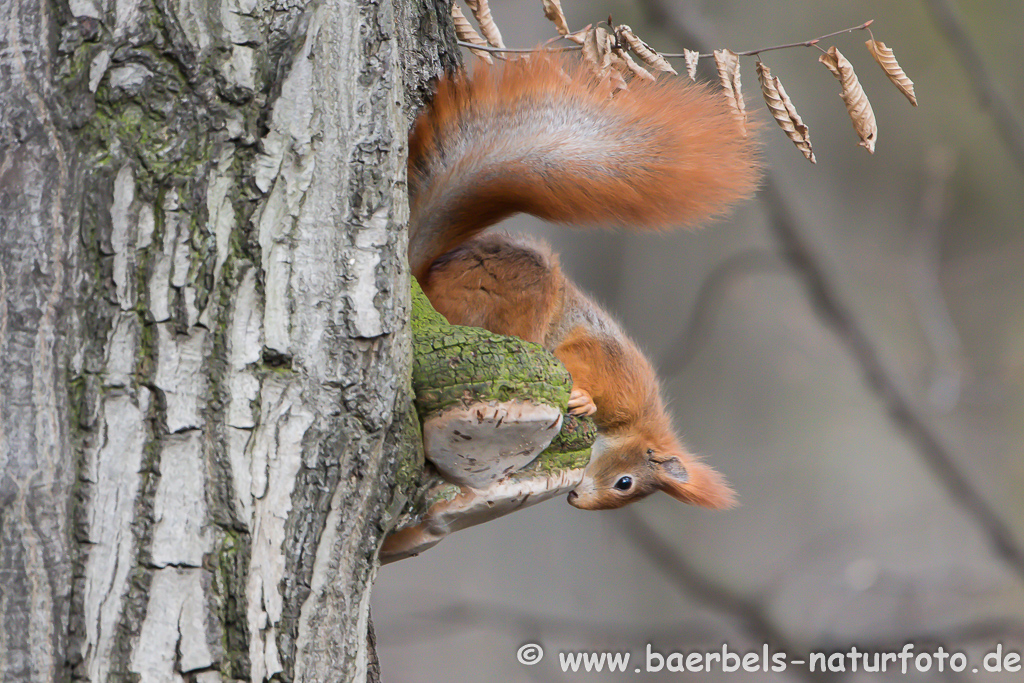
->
[560,22,589,46]
[866,39,917,106]
[452,3,493,63]
[465,0,504,49]
[617,25,677,75]
[581,26,613,79]
[542,0,571,36]
[580,25,602,72]
[581,27,627,92]
[607,66,628,93]
[757,62,815,163]
[683,49,699,81]
[819,46,877,153]
[612,47,655,82]
[714,49,747,136]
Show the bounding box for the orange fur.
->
[408,53,761,281]
[409,53,758,510]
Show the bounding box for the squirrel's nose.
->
[567,490,579,502]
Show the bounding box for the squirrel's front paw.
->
[568,387,597,416]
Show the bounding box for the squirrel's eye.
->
[646,448,655,456]
[614,476,633,491]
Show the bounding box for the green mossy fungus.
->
[410,278,595,474]
[534,413,596,472]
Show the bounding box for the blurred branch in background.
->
[639,0,1024,584]
[921,0,1024,176]
[618,509,835,683]
[659,249,785,378]
[761,175,1024,584]
[622,510,1024,683]
[906,148,965,412]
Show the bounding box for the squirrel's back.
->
[407,53,761,280]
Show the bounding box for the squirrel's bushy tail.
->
[407,53,761,280]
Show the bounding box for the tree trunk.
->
[0,0,456,680]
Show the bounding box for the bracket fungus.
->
[380,281,596,563]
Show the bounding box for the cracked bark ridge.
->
[0,0,78,678]
[3,0,458,681]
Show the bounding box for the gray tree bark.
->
[0,0,456,680]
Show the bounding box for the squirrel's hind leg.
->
[422,232,564,345]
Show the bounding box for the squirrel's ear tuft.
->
[654,456,737,509]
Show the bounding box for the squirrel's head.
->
[567,431,736,511]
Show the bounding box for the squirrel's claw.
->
[568,388,597,416]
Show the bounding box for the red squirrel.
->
[407,53,759,510]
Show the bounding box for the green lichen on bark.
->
[411,278,573,418]
[392,402,425,494]
[532,413,597,472]
[212,528,250,681]
[403,278,596,519]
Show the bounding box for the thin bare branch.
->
[660,20,875,59]
[455,40,580,54]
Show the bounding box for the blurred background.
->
[374,0,1024,680]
